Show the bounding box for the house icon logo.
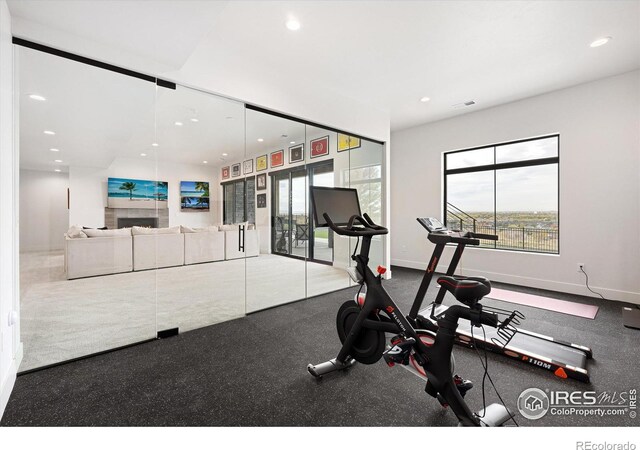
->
[517,388,550,420]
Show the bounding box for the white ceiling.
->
[10,0,640,147]
[18,46,314,172]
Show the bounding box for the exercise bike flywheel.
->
[336,300,386,364]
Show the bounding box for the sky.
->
[447,137,558,212]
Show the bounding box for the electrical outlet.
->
[577,263,585,273]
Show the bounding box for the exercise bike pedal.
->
[383,336,415,366]
[454,375,474,397]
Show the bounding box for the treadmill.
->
[407,217,593,383]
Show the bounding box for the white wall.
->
[391,71,640,304]
[0,0,21,420]
[19,169,69,252]
[69,157,219,229]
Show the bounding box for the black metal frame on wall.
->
[443,134,560,254]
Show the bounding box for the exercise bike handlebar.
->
[323,212,389,237]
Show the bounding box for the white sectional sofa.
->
[184,227,226,265]
[132,226,185,271]
[64,232,133,279]
[64,223,259,279]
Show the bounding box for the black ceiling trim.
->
[245,103,385,146]
[12,37,175,89]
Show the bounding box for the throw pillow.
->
[132,226,181,235]
[66,225,88,239]
[83,228,132,237]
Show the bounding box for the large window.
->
[444,135,559,254]
[223,177,255,224]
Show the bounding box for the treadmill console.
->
[417,217,447,233]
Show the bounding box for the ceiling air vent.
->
[452,100,476,109]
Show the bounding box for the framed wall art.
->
[337,133,361,152]
[270,149,284,168]
[180,181,209,211]
[231,163,241,177]
[256,173,267,191]
[289,144,304,164]
[310,136,329,159]
[257,193,267,208]
[256,154,268,171]
[243,159,254,175]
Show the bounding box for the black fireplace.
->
[118,217,158,228]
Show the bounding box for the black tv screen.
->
[311,187,361,227]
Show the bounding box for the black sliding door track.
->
[12,37,176,89]
[245,104,385,146]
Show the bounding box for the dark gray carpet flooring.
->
[2,267,638,427]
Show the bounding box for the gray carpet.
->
[2,267,638,426]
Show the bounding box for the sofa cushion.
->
[66,225,88,239]
[132,225,181,235]
[83,227,132,237]
[181,225,219,233]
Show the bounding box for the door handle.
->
[238,224,245,252]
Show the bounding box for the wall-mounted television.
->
[107,177,168,209]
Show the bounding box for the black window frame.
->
[443,134,560,254]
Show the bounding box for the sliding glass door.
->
[271,167,308,259]
[16,38,386,371]
[271,162,334,263]
[244,109,307,312]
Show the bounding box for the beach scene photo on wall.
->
[180,181,210,211]
[107,177,168,209]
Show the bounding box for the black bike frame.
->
[335,237,482,426]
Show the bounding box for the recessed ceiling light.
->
[225,116,233,120]
[286,19,301,31]
[222,153,228,156]
[50,148,59,152]
[29,94,46,101]
[54,169,61,172]
[202,160,208,164]
[190,118,199,123]
[151,143,159,147]
[590,36,612,48]
[175,121,183,126]
[44,130,55,135]
[257,138,264,142]
[290,141,295,144]
[420,96,431,103]
[140,153,147,157]
[54,159,63,163]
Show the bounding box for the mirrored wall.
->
[16,43,386,371]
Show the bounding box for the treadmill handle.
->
[468,232,498,241]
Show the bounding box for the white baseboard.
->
[0,342,23,421]
[391,258,640,305]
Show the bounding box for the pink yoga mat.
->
[486,288,599,319]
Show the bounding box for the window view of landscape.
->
[445,136,559,254]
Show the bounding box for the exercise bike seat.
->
[437,276,491,305]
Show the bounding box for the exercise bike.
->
[306,187,516,427]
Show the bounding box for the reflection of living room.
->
[16,41,382,372]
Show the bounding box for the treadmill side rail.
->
[417,304,592,383]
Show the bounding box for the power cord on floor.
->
[470,325,519,427]
[579,266,606,301]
